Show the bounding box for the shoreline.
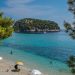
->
[0,58,29,75]
[0,31,74,75]
[0,43,72,75]
[14,30,60,34]
[0,56,72,75]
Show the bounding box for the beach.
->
[0,32,75,75]
[0,59,29,75]
[0,0,75,75]
[0,58,73,75]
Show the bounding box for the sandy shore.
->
[0,59,29,75]
[0,58,73,75]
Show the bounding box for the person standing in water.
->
[10,50,13,55]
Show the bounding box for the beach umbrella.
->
[0,57,3,60]
[16,61,24,66]
[31,69,42,75]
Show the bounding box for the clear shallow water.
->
[0,31,75,74]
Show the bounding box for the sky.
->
[0,0,74,28]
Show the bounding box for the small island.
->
[14,18,60,33]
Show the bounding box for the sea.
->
[0,31,75,75]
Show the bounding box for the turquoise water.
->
[0,31,75,74]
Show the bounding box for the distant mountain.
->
[14,18,60,33]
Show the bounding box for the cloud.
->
[6,0,35,7]
[1,5,55,19]
[0,0,73,29]
[0,0,61,19]
[1,0,57,20]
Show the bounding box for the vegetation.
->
[64,21,75,39]
[67,55,75,73]
[64,21,72,32]
[65,0,75,39]
[0,12,14,39]
[14,18,60,33]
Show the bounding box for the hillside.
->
[14,18,60,33]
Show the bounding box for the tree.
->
[64,21,72,32]
[67,0,75,28]
[67,55,75,73]
[0,12,3,18]
[64,0,75,39]
[14,18,60,33]
[0,11,14,39]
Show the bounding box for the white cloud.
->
[1,5,55,19]
[1,0,56,19]
[6,0,35,7]
[1,0,73,29]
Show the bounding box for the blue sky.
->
[0,0,73,28]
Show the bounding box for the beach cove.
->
[0,31,75,75]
